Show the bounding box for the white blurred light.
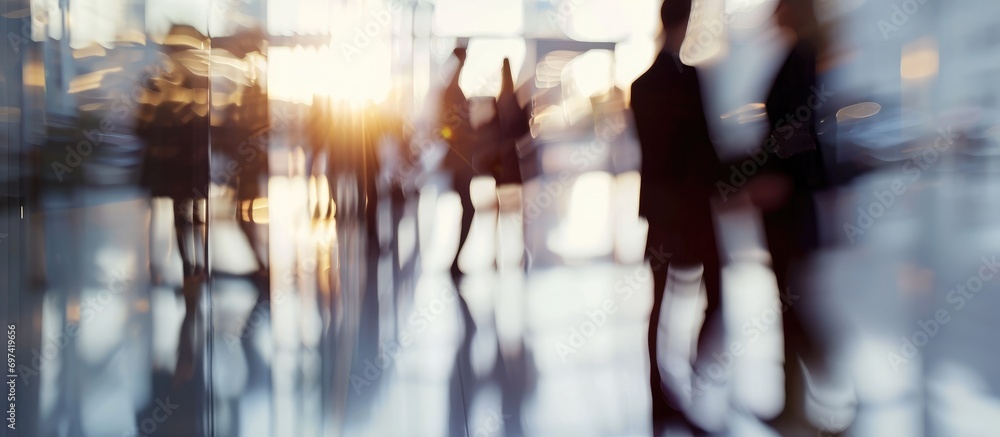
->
[559,0,628,42]
[269,44,391,105]
[721,103,768,125]
[678,0,726,63]
[547,171,614,259]
[612,171,646,264]
[614,40,658,96]
[460,39,527,98]
[564,49,615,98]
[725,0,773,16]
[69,0,128,47]
[267,0,336,35]
[433,0,523,36]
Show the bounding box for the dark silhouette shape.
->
[234,82,270,275]
[491,58,530,186]
[438,47,480,281]
[135,24,210,286]
[442,52,532,281]
[753,0,829,427]
[476,58,530,272]
[213,42,271,300]
[630,0,724,430]
[135,24,211,387]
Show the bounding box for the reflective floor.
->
[1,156,749,436]
[11,140,1000,436]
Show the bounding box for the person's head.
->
[660,0,693,54]
[774,0,820,42]
[453,47,467,63]
[453,38,470,63]
[501,57,514,87]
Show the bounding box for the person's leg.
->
[149,197,164,285]
[239,194,272,304]
[763,208,812,424]
[173,198,195,279]
[174,197,205,311]
[648,265,671,409]
[239,195,268,272]
[451,174,474,280]
[646,227,673,428]
[193,197,207,276]
[695,251,723,370]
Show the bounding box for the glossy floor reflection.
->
[265,161,795,436]
[18,152,1000,436]
[11,166,789,437]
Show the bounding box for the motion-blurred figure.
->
[480,57,530,269]
[490,58,529,188]
[749,0,829,426]
[135,24,210,301]
[213,28,270,298]
[134,23,210,387]
[438,46,479,281]
[631,0,723,429]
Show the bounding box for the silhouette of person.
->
[438,47,480,281]
[630,0,723,429]
[136,24,210,295]
[214,77,271,300]
[750,0,829,426]
[134,24,211,388]
[468,58,531,274]
[491,58,529,188]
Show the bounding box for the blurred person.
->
[135,24,210,299]
[491,58,530,189]
[491,58,531,268]
[744,0,830,428]
[472,58,530,270]
[438,46,480,282]
[213,28,270,294]
[215,80,271,298]
[373,106,414,299]
[134,24,211,385]
[630,0,724,430]
[306,95,334,218]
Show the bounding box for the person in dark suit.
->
[751,0,830,427]
[630,0,724,429]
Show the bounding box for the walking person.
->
[748,0,830,428]
[438,47,479,282]
[631,0,725,431]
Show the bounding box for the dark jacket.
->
[136,51,210,200]
[491,58,529,185]
[631,51,721,263]
[759,39,828,256]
